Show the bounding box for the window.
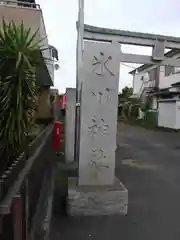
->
[148,67,160,81]
[17,0,36,8]
[174,67,180,74]
[165,66,174,76]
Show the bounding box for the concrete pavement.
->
[51,123,180,240]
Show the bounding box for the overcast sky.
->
[36,0,180,93]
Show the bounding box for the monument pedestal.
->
[68,177,128,216]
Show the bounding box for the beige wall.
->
[35,87,52,119]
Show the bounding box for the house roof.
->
[171,81,180,87]
[154,87,179,97]
[129,49,180,75]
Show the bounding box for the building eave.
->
[154,87,180,97]
[171,81,180,87]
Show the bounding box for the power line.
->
[120,62,137,69]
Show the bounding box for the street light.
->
[54,63,60,70]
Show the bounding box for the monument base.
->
[68,177,128,216]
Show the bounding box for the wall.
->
[175,100,180,129]
[152,96,158,110]
[159,71,180,89]
[158,101,176,128]
[159,53,180,89]
[36,87,52,120]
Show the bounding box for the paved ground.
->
[51,123,180,240]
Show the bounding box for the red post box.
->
[52,121,61,151]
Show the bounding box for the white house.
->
[129,49,180,129]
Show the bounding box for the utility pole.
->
[74,0,84,162]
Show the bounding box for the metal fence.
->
[0,124,56,240]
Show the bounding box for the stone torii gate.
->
[68,0,180,216]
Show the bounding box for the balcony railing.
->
[137,79,157,100]
[0,0,40,9]
[145,80,156,89]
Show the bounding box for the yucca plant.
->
[0,20,47,162]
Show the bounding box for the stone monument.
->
[68,41,128,216]
[78,41,120,186]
